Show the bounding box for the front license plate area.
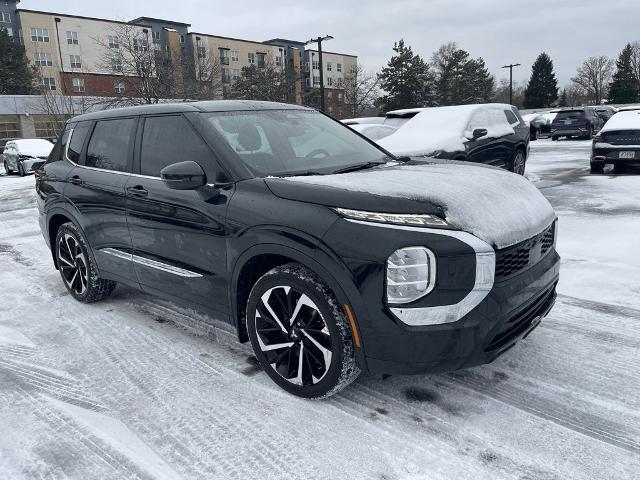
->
[619,151,635,159]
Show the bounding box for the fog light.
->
[386,247,436,304]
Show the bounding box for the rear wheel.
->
[510,150,526,175]
[55,222,116,302]
[246,263,360,398]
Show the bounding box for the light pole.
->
[501,63,521,105]
[305,35,333,112]
[53,17,66,94]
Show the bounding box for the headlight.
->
[386,247,436,304]
[333,208,448,228]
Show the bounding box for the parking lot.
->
[0,139,639,479]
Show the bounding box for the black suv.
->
[36,101,560,398]
[551,107,604,140]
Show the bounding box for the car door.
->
[62,117,138,282]
[125,113,233,314]
[464,109,500,165]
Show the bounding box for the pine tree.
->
[558,88,568,107]
[608,44,638,104]
[431,43,494,105]
[523,53,559,108]
[376,39,435,112]
[0,29,39,94]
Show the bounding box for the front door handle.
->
[69,175,83,185]
[127,185,148,197]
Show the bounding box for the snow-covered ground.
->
[0,140,639,479]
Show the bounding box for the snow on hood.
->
[601,111,640,133]
[378,104,514,157]
[285,162,556,249]
[13,139,54,157]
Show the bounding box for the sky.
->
[17,0,640,86]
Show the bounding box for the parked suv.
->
[36,101,560,398]
[551,107,603,140]
[379,104,530,175]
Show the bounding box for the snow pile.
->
[600,110,640,133]
[286,161,556,248]
[378,104,515,157]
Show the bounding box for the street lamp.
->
[305,35,333,112]
[501,63,521,105]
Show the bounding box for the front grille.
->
[495,222,555,280]
[485,285,556,352]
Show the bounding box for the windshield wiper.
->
[331,161,385,175]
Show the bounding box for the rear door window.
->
[86,118,136,172]
[140,115,213,177]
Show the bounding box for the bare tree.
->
[342,64,380,117]
[571,55,615,104]
[94,23,222,107]
[494,78,526,107]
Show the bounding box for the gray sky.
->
[19,0,640,86]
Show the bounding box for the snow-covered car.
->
[341,116,385,125]
[522,112,553,140]
[3,139,54,176]
[348,123,397,141]
[382,107,424,128]
[37,101,559,398]
[591,110,640,174]
[378,104,530,174]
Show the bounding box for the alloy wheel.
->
[57,233,89,296]
[513,151,526,175]
[254,285,333,386]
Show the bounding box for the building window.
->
[66,31,78,45]
[305,62,310,73]
[231,50,239,62]
[72,77,85,93]
[69,55,82,69]
[338,92,343,101]
[0,115,21,148]
[108,35,119,49]
[152,30,161,43]
[247,52,255,64]
[114,80,125,94]
[312,60,320,70]
[350,64,357,73]
[197,46,207,59]
[256,53,266,68]
[0,12,11,23]
[41,77,56,90]
[326,62,332,71]
[337,63,342,72]
[336,77,343,88]
[133,37,148,51]
[275,56,282,66]
[327,77,333,86]
[180,35,185,44]
[305,78,310,87]
[222,68,231,83]
[31,28,49,43]
[232,68,240,79]
[34,52,53,67]
[111,58,123,73]
[219,48,229,65]
[313,76,320,87]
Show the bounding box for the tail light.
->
[34,169,45,178]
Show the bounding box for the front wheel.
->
[18,162,25,176]
[55,222,116,302]
[510,150,526,175]
[246,263,360,398]
[4,160,13,175]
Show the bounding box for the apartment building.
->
[2,1,358,118]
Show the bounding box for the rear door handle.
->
[127,185,148,197]
[69,175,83,185]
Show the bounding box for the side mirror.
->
[160,161,207,190]
[472,128,488,140]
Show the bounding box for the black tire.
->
[590,163,604,174]
[551,136,558,141]
[18,162,25,177]
[55,222,116,302]
[246,263,360,398]
[510,149,526,175]
[530,128,538,141]
[4,160,13,175]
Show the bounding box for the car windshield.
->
[203,109,390,177]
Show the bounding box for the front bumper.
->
[363,250,560,375]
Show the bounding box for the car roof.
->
[69,100,311,123]
[385,103,515,118]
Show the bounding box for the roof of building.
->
[69,100,310,122]
[129,16,191,27]
[264,38,306,47]
[16,9,151,27]
[188,32,277,48]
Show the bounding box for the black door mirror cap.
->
[472,128,488,140]
[160,161,207,190]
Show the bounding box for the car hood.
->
[265,160,556,249]
[19,148,51,158]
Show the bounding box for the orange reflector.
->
[343,304,362,348]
